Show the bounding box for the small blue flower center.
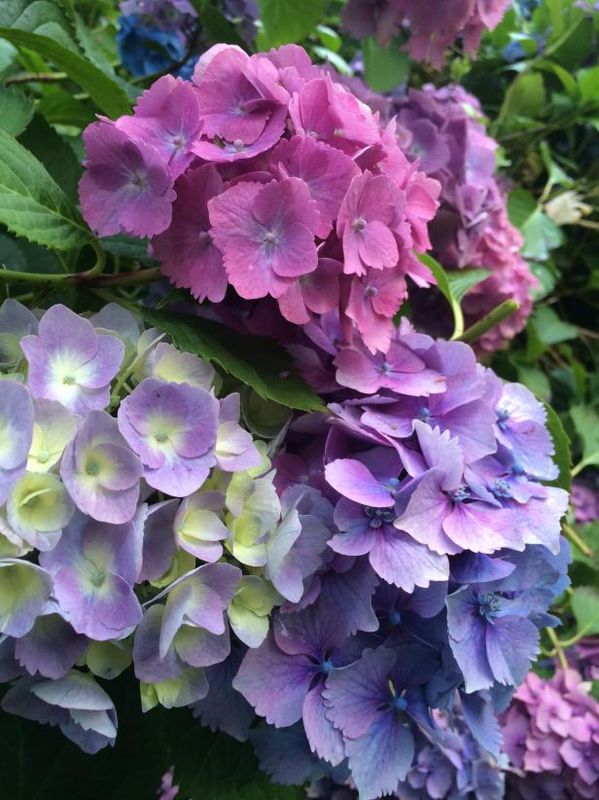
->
[496,407,510,430]
[352,217,367,232]
[418,407,431,420]
[451,486,470,503]
[478,592,502,622]
[365,507,396,528]
[384,477,401,493]
[319,659,334,675]
[263,231,280,247]
[492,478,512,499]
[393,695,408,712]
[86,461,100,477]
[379,361,393,375]
[389,609,401,626]
[511,461,525,476]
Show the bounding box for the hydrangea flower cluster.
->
[227,326,569,799]
[341,0,511,67]
[117,0,200,79]
[79,43,441,355]
[0,298,309,753]
[571,476,599,524]
[393,85,537,351]
[501,668,599,799]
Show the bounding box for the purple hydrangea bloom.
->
[117,377,219,496]
[40,509,146,641]
[0,381,34,504]
[446,540,571,693]
[60,410,143,524]
[14,610,87,680]
[79,119,176,238]
[0,559,53,638]
[21,305,124,415]
[323,645,435,799]
[502,668,599,799]
[234,600,359,765]
[2,671,117,753]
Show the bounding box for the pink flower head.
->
[79,119,175,238]
[209,177,318,299]
[116,75,201,179]
[152,164,227,303]
[337,171,406,276]
[277,257,341,326]
[265,44,321,93]
[270,135,360,239]
[191,45,288,163]
[288,77,380,156]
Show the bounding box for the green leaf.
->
[416,255,489,339]
[18,114,82,204]
[188,0,248,49]
[543,401,572,491]
[0,0,78,51]
[571,586,599,636]
[528,305,578,350]
[257,0,327,47]
[140,308,325,412]
[362,37,410,93]
[571,405,599,471]
[507,187,537,229]
[498,72,546,129]
[0,27,131,118]
[0,86,33,136]
[0,127,89,252]
[0,232,26,270]
[37,86,96,129]
[577,64,599,105]
[520,209,563,260]
[571,521,599,569]
[447,268,491,304]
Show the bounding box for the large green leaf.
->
[19,115,82,204]
[362,37,410,93]
[0,28,131,118]
[543,401,572,491]
[257,0,327,47]
[570,405,599,473]
[571,586,599,637]
[526,306,577,360]
[0,86,33,136]
[140,308,325,413]
[0,0,77,51]
[0,127,89,252]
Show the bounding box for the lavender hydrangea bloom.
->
[0,381,33,504]
[2,671,117,753]
[60,410,143,524]
[234,601,358,765]
[40,509,146,641]
[14,610,87,679]
[323,645,436,799]
[118,377,218,496]
[0,559,53,637]
[21,305,124,415]
[446,540,570,693]
[0,298,37,368]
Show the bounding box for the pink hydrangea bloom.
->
[208,177,319,300]
[342,0,511,68]
[79,44,440,354]
[152,164,228,303]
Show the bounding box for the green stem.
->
[546,627,568,670]
[109,330,166,409]
[457,300,519,345]
[0,240,106,285]
[4,71,67,85]
[76,267,161,288]
[563,522,594,558]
